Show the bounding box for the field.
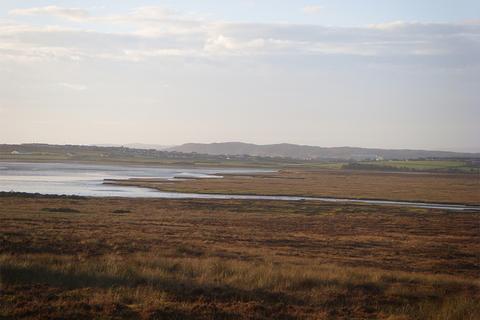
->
[1,194,479,319]
[111,169,480,205]
[348,160,479,173]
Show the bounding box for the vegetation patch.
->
[344,159,480,173]
[0,191,85,200]
[41,207,81,213]
[112,209,131,214]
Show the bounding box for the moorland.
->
[1,194,479,319]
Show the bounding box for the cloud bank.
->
[0,6,478,67]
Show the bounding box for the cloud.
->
[302,5,324,15]
[204,35,266,54]
[1,6,479,67]
[9,6,89,21]
[58,83,87,91]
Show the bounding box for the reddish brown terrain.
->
[1,194,479,319]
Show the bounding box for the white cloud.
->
[9,6,89,21]
[1,6,479,66]
[302,5,324,15]
[204,35,266,54]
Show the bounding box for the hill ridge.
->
[168,142,480,160]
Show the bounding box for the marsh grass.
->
[1,253,478,319]
[118,169,480,205]
[1,196,479,319]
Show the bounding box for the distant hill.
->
[94,143,171,150]
[168,142,480,160]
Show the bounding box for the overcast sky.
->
[1,1,479,151]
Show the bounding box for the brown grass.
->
[1,195,479,319]
[112,169,480,205]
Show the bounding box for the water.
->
[0,162,271,197]
[1,162,479,212]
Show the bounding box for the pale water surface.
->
[0,162,270,197]
[1,162,479,212]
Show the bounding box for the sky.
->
[0,1,479,151]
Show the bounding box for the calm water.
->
[0,162,271,197]
[1,162,478,212]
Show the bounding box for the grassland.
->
[1,195,479,319]
[111,168,480,205]
[346,160,479,173]
[364,160,468,170]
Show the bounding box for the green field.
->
[360,160,479,172]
